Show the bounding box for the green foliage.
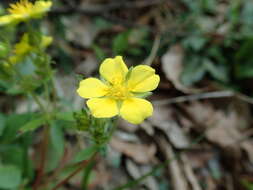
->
[172,0,253,89]
[0,165,22,189]
[0,113,6,136]
[20,115,47,133]
[72,144,98,164]
[112,28,150,57]
[46,122,65,172]
[1,113,36,143]
[241,179,253,190]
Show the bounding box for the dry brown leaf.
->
[110,137,156,164]
[186,101,253,162]
[182,154,202,190]
[149,104,190,148]
[63,16,98,47]
[126,159,159,190]
[161,44,199,93]
[75,54,99,77]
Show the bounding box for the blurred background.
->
[1,0,253,189]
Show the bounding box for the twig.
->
[153,90,253,105]
[153,91,234,105]
[143,34,161,66]
[51,153,98,190]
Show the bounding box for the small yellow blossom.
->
[0,0,52,26]
[9,33,32,63]
[77,56,160,124]
[9,33,52,64]
[41,35,53,48]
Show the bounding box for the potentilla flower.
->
[77,56,160,124]
[9,33,53,64]
[0,0,52,26]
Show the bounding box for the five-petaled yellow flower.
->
[0,0,52,26]
[77,56,160,124]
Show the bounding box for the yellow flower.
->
[0,0,52,26]
[77,56,160,124]
[9,33,32,64]
[41,35,53,48]
[9,33,52,64]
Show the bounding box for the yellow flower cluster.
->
[0,0,52,26]
[9,33,52,64]
[77,56,160,124]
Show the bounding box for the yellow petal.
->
[77,78,108,98]
[127,65,159,92]
[0,15,17,26]
[132,74,160,92]
[120,98,153,124]
[87,98,118,118]
[99,56,128,83]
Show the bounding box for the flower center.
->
[106,77,131,100]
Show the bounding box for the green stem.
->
[32,125,50,190]
[81,158,96,189]
[30,92,48,117]
[51,152,98,190]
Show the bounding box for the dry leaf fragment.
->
[63,16,98,47]
[126,159,159,190]
[158,137,189,190]
[149,104,190,148]
[161,44,199,93]
[182,154,202,190]
[186,101,253,163]
[110,137,156,164]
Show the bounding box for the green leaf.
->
[56,112,75,122]
[0,165,21,189]
[20,116,46,133]
[72,145,98,164]
[0,113,6,136]
[182,36,207,51]
[1,113,36,142]
[46,121,65,172]
[92,44,106,62]
[203,59,229,82]
[181,57,206,86]
[16,56,36,76]
[241,179,253,190]
[112,31,130,54]
[0,145,25,170]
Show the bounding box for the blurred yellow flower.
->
[9,33,52,64]
[0,0,52,26]
[9,33,32,63]
[77,56,160,124]
[41,35,53,48]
